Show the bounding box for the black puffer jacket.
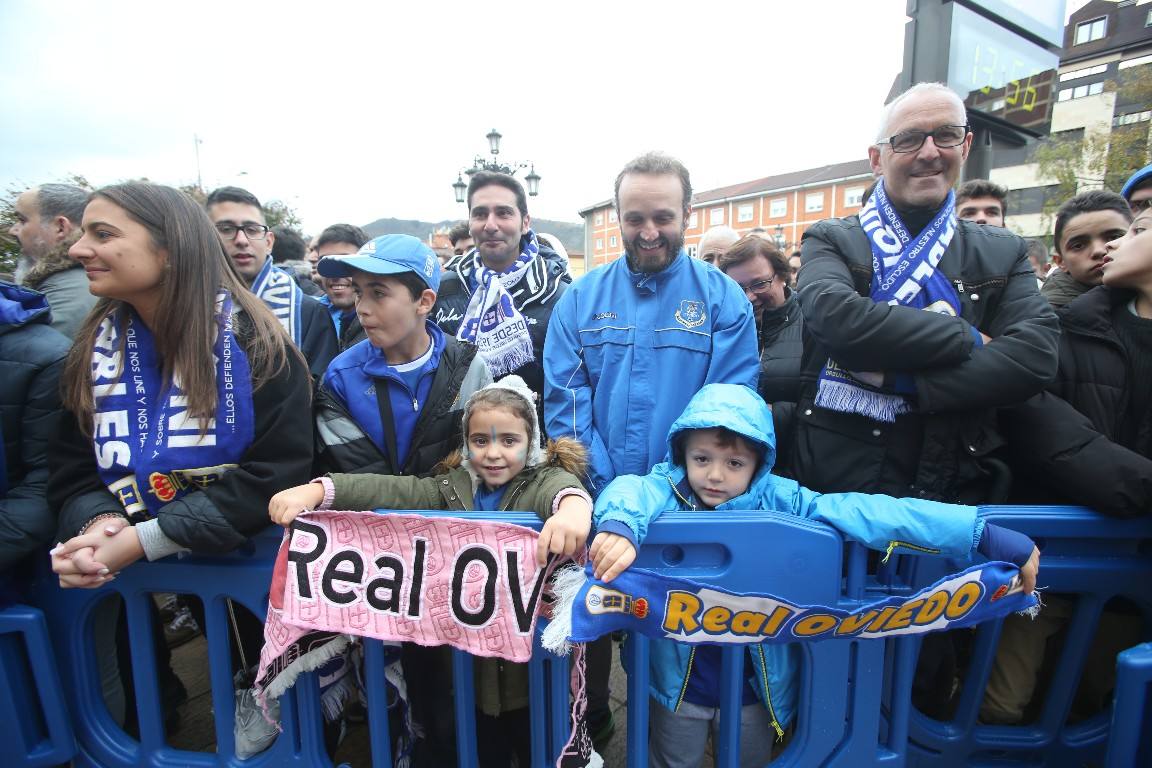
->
[1004,286,1152,517]
[50,316,314,552]
[314,337,490,477]
[757,288,805,405]
[431,238,567,411]
[792,217,1059,504]
[0,283,71,571]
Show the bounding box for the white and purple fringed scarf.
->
[457,231,539,377]
[814,178,960,422]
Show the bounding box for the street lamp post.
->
[452,129,540,203]
[773,224,787,252]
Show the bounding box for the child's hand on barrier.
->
[537,494,593,565]
[590,531,636,583]
[269,482,325,526]
[51,517,136,588]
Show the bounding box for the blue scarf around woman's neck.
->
[90,290,255,518]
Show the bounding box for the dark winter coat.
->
[757,288,805,405]
[315,335,490,477]
[792,217,1059,504]
[1004,286,1152,517]
[50,316,314,552]
[0,283,71,571]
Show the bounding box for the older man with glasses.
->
[206,186,337,376]
[789,82,1058,716]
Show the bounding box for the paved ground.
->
[165,633,716,766]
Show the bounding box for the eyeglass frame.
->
[214,221,271,240]
[736,275,776,294]
[877,124,971,154]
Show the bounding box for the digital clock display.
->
[948,3,1060,134]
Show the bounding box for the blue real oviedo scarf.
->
[251,257,304,346]
[91,290,255,519]
[814,178,960,422]
[543,560,1037,654]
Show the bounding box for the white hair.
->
[875,82,967,144]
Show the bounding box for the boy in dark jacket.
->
[990,201,1152,725]
[314,234,491,766]
[316,235,491,478]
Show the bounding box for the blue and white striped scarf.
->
[251,257,304,346]
[91,290,255,519]
[814,179,960,422]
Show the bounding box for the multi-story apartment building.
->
[578,159,871,271]
[991,0,1152,238]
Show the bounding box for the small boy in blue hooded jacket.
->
[590,383,1039,768]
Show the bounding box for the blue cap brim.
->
[318,254,416,280]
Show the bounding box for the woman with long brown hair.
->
[49,182,312,582]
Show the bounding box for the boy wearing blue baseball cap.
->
[313,234,492,764]
[316,233,492,477]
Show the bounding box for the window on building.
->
[1074,16,1107,45]
[1146,9,1151,27]
[608,209,617,222]
[737,203,754,223]
[770,198,787,217]
[594,212,603,225]
[1120,53,1152,70]
[1059,63,1108,82]
[1115,110,1152,126]
[609,235,618,248]
[843,187,864,208]
[688,212,698,228]
[1058,81,1105,101]
[710,207,725,225]
[686,245,698,258]
[595,238,603,250]
[805,192,824,213]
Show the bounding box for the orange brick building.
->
[578,159,873,272]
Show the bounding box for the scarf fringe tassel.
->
[542,564,588,656]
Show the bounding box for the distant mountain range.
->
[362,217,584,254]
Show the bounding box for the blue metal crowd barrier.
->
[888,507,1152,768]
[11,506,1152,767]
[0,602,76,766]
[1108,642,1152,768]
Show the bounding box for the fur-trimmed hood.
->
[19,240,83,290]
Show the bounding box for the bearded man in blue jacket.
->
[544,151,759,497]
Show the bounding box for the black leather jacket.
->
[791,216,1059,504]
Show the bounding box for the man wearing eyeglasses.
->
[792,81,1058,506]
[791,81,1058,720]
[206,186,337,376]
[1121,164,1152,216]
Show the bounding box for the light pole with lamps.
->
[452,129,540,204]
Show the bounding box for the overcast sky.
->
[0,0,1085,232]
